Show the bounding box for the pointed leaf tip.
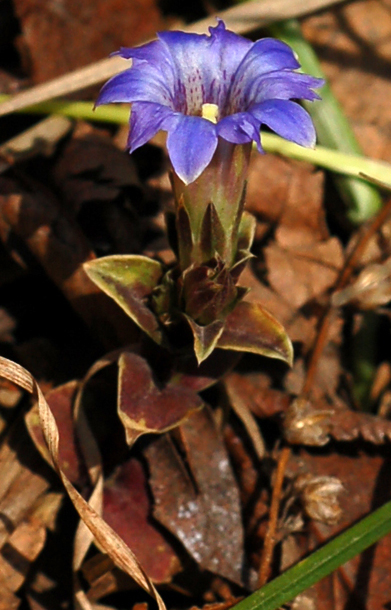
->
[185,316,225,364]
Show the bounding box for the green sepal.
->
[84,255,164,345]
[199,202,226,262]
[237,211,256,253]
[217,300,294,366]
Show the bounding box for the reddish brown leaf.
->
[25,381,87,486]
[145,408,244,585]
[103,459,181,584]
[118,352,204,444]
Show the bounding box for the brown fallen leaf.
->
[265,238,344,310]
[0,417,50,551]
[302,0,391,162]
[287,448,391,609]
[0,492,63,595]
[13,0,166,83]
[145,407,244,585]
[103,458,181,584]
[0,180,137,349]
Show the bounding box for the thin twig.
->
[0,0,347,118]
[302,195,391,397]
[258,445,291,588]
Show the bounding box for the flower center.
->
[201,103,219,124]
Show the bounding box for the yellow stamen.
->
[201,103,219,124]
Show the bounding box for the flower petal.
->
[158,20,252,114]
[166,116,218,184]
[244,72,324,107]
[127,102,176,152]
[217,113,262,151]
[250,99,316,147]
[96,65,173,107]
[228,38,300,111]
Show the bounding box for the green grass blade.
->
[232,499,391,610]
[269,18,382,224]
[1,94,390,191]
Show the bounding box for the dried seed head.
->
[283,398,333,446]
[295,473,344,524]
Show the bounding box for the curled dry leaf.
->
[284,396,391,446]
[328,409,391,444]
[224,371,290,419]
[145,408,244,585]
[0,356,166,610]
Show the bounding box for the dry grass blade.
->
[72,349,125,573]
[0,356,166,610]
[0,0,345,118]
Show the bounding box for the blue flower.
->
[97,20,323,185]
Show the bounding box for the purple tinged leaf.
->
[117,352,204,445]
[103,458,181,583]
[84,255,164,344]
[218,300,294,365]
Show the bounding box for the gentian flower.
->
[96,20,323,185]
[94,21,322,363]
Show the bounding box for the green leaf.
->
[217,301,293,365]
[230,498,391,610]
[84,255,164,344]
